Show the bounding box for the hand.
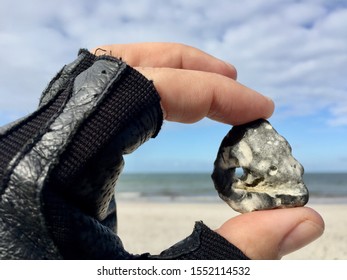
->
[91,42,274,125]
[92,43,324,259]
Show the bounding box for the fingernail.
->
[266,95,274,102]
[264,96,275,118]
[224,61,234,68]
[223,61,237,79]
[279,220,324,258]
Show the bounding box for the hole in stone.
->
[235,167,247,180]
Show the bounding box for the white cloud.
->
[0,0,346,127]
[203,1,347,126]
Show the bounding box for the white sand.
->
[116,200,347,259]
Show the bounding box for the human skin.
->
[92,43,325,259]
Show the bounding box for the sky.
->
[0,0,346,173]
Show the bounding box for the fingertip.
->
[278,207,325,258]
[297,207,325,233]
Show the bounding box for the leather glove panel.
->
[0,50,162,259]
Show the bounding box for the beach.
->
[116,200,347,260]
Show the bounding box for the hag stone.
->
[211,119,309,213]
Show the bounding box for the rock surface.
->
[211,119,309,213]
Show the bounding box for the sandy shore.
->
[116,200,347,259]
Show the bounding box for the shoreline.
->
[116,193,347,205]
[116,200,347,260]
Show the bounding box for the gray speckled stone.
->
[212,119,309,213]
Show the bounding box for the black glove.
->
[0,49,161,259]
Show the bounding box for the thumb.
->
[215,207,324,259]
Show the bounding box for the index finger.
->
[91,42,237,79]
[138,67,274,125]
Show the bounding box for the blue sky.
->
[1,0,346,173]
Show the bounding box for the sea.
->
[115,172,347,204]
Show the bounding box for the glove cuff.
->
[153,221,249,260]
